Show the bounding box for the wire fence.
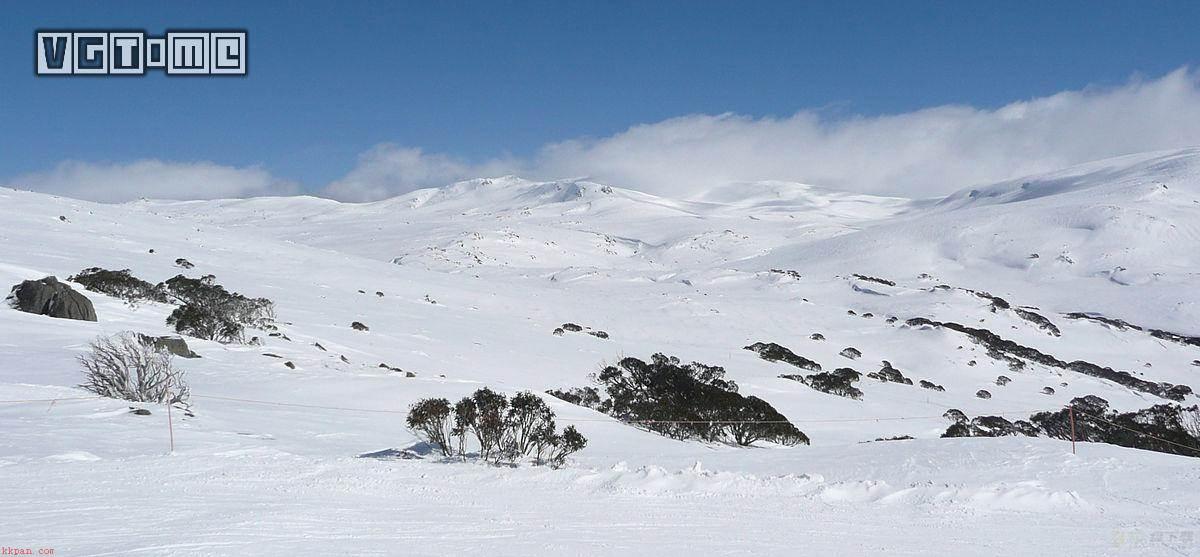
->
[3,392,1198,456]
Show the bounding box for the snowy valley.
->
[3,148,1200,555]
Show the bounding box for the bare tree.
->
[79,332,189,405]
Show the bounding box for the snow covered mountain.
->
[2,149,1200,555]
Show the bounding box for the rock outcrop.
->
[7,277,97,321]
[136,334,200,358]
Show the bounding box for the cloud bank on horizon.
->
[9,69,1200,203]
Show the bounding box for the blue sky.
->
[4,1,1200,201]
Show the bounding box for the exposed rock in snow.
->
[7,276,97,321]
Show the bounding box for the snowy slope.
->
[2,150,1200,555]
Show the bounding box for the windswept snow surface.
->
[3,149,1200,555]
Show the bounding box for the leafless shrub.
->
[79,332,189,405]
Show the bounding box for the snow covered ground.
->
[2,149,1200,555]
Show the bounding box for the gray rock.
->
[137,334,200,358]
[7,276,96,321]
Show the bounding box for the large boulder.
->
[136,334,200,358]
[7,276,96,321]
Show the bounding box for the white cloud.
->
[321,145,514,202]
[318,69,1200,201]
[10,69,1200,203]
[5,160,298,203]
[523,68,1200,199]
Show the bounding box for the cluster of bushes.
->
[781,367,864,400]
[943,396,1200,457]
[551,354,809,447]
[552,322,610,339]
[407,389,586,467]
[919,380,945,392]
[744,342,821,371]
[545,386,607,412]
[68,267,275,345]
[867,361,911,385]
[1030,396,1200,457]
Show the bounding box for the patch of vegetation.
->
[69,267,169,305]
[406,389,586,467]
[78,331,189,405]
[163,274,275,344]
[1014,308,1061,336]
[852,274,895,287]
[744,342,821,372]
[1063,312,1200,348]
[918,380,945,392]
[867,361,912,385]
[545,386,608,412]
[943,415,1037,438]
[946,397,1200,458]
[905,317,1192,401]
[869,435,914,442]
[554,354,808,446]
[782,367,864,400]
[553,322,609,339]
[1031,396,1200,457]
[964,289,1011,311]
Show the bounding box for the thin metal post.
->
[167,396,176,453]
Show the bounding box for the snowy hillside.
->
[3,149,1200,555]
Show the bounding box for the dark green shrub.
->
[406,398,454,455]
[69,267,169,305]
[584,354,808,446]
[162,274,274,343]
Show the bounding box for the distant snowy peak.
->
[388,177,652,212]
[694,180,914,219]
[383,176,916,221]
[937,147,1200,210]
